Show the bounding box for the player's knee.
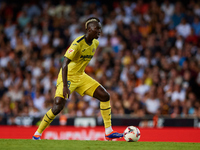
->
[52,97,65,115]
[102,92,110,102]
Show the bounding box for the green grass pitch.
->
[1,139,200,150]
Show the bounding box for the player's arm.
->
[62,37,80,99]
[62,39,80,99]
[62,56,71,99]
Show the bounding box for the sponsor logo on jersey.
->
[80,55,93,60]
[68,49,74,54]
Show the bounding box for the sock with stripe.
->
[35,109,56,135]
[100,100,113,135]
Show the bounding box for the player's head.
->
[85,17,102,39]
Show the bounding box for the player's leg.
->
[32,79,75,140]
[93,85,112,130]
[32,97,65,140]
[93,85,123,140]
[77,74,123,140]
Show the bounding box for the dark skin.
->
[52,21,110,115]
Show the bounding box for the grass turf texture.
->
[1,139,200,150]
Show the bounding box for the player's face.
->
[90,22,102,39]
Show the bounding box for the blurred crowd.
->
[0,0,200,123]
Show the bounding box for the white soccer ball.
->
[123,126,141,142]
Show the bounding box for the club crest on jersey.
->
[92,48,95,52]
[68,49,74,54]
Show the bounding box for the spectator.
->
[176,18,191,38]
[171,84,186,103]
[170,2,185,29]
[145,86,160,114]
[134,81,150,99]
[103,18,117,35]
[161,0,175,17]
[6,84,23,102]
[192,16,200,36]
[33,90,45,112]
[4,19,16,40]
[26,2,41,18]
[0,79,7,98]
[17,11,31,28]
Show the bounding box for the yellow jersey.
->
[57,35,99,78]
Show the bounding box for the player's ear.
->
[87,26,92,33]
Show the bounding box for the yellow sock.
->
[37,109,56,134]
[100,100,111,128]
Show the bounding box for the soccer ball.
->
[123,126,141,142]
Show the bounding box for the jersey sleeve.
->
[64,41,80,60]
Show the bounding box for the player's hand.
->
[63,86,70,100]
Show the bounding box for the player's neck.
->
[84,34,93,45]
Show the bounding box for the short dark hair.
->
[85,17,100,30]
